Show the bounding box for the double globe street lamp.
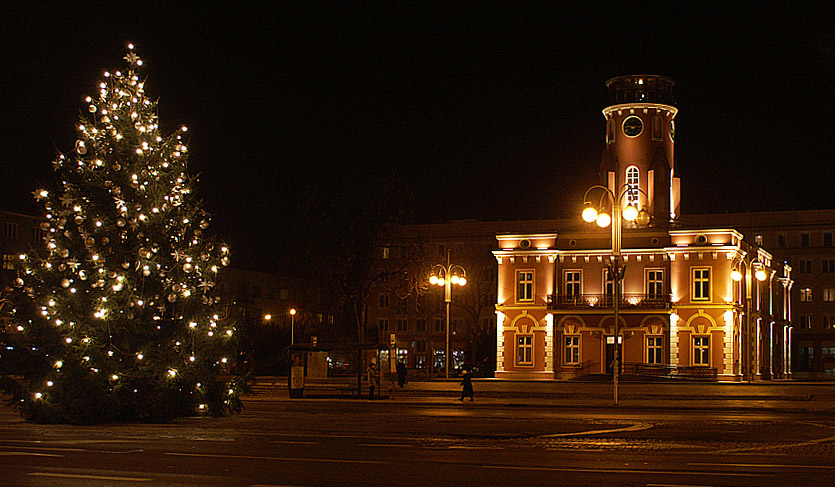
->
[582,184,650,406]
[429,251,467,379]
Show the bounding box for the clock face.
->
[622,116,643,137]
[670,120,675,141]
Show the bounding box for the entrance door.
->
[605,336,623,375]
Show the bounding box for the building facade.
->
[494,75,793,381]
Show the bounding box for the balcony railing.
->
[548,293,672,310]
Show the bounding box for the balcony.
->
[548,293,672,311]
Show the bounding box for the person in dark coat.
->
[459,369,474,401]
[396,361,408,387]
[366,362,379,400]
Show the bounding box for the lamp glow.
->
[755,268,767,282]
[731,269,743,282]
[623,205,638,221]
[582,205,598,223]
[596,212,612,228]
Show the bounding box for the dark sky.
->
[2,4,834,271]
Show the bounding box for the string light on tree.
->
[10,44,243,424]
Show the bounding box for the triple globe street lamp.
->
[429,251,467,379]
[582,184,650,406]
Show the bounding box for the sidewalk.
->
[246,377,835,413]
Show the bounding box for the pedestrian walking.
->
[366,362,380,400]
[459,369,474,401]
[396,361,408,388]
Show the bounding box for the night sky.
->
[2,4,833,271]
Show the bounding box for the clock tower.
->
[600,75,680,225]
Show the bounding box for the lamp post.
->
[429,250,467,379]
[289,308,297,346]
[731,249,767,382]
[582,185,649,406]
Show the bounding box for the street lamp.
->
[289,308,297,346]
[429,250,467,379]
[731,253,767,382]
[582,185,649,406]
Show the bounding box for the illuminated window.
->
[517,271,534,302]
[626,166,639,206]
[693,336,710,366]
[824,288,835,302]
[564,336,580,365]
[565,271,581,297]
[800,288,812,302]
[2,254,15,270]
[692,268,711,301]
[647,269,664,299]
[647,336,663,365]
[381,247,390,259]
[516,335,533,366]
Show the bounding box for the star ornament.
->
[124,52,141,66]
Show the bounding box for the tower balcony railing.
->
[548,293,672,311]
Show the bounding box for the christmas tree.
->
[10,45,243,423]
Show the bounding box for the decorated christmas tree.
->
[10,45,243,423]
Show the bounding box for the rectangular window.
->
[379,294,389,309]
[801,233,810,247]
[823,288,835,302]
[647,270,664,299]
[4,222,18,240]
[32,226,47,242]
[565,271,581,296]
[516,335,533,366]
[823,260,835,273]
[415,319,426,332]
[381,246,390,259]
[825,316,835,329]
[415,340,426,352]
[692,268,711,301]
[434,318,445,332]
[799,260,812,274]
[378,319,389,332]
[647,336,663,365]
[800,315,812,329]
[517,271,534,302]
[825,233,833,247]
[800,288,812,302]
[693,336,710,366]
[2,254,15,270]
[564,336,580,365]
[396,319,408,332]
[778,234,786,248]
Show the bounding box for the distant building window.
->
[823,288,835,302]
[564,336,580,365]
[434,318,445,332]
[381,247,390,259]
[693,336,710,366]
[517,271,534,302]
[2,254,16,270]
[32,227,47,242]
[825,233,833,247]
[800,315,812,329]
[396,319,408,332]
[799,260,812,274]
[800,288,813,302]
[4,222,18,240]
[416,319,426,332]
[378,319,389,332]
[626,166,639,206]
[824,316,835,329]
[823,260,835,273]
[647,336,663,365]
[692,268,711,301]
[379,294,390,309]
[801,233,810,247]
[778,234,786,248]
[516,335,533,366]
[415,340,426,353]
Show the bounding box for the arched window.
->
[626,166,639,206]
